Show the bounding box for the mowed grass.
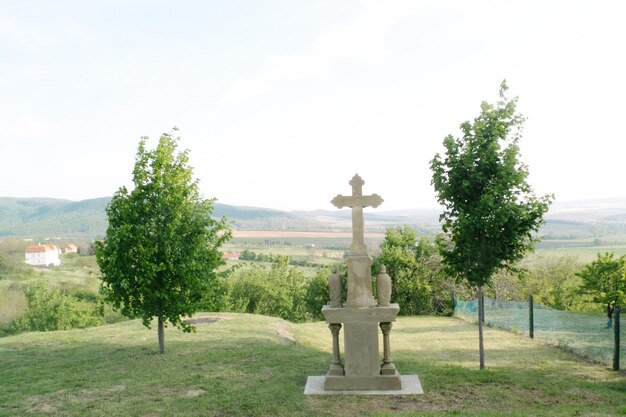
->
[1,314,625,417]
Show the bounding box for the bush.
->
[225,256,318,322]
[10,281,103,332]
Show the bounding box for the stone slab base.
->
[325,374,401,391]
[304,375,423,395]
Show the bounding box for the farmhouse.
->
[25,244,62,267]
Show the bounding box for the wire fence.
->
[454,297,624,369]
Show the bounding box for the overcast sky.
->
[1,1,625,211]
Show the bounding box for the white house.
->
[25,244,61,267]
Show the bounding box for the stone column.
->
[328,323,344,376]
[379,322,397,375]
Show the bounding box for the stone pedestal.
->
[321,304,401,391]
[305,175,422,395]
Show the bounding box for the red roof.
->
[25,244,58,253]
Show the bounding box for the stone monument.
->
[305,174,423,395]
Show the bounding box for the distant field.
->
[232,230,385,239]
[537,246,626,263]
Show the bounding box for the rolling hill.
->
[1,196,625,240]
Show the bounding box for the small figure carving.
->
[328,267,343,308]
[376,265,392,306]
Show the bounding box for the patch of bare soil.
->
[185,317,222,325]
[181,389,205,398]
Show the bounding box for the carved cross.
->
[331,174,383,255]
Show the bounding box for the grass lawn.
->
[1,314,625,417]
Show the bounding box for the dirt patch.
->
[181,389,205,398]
[28,403,57,414]
[185,317,222,325]
[26,393,63,414]
[108,384,127,393]
[271,323,296,344]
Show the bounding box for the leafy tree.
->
[577,252,626,327]
[96,131,230,354]
[430,81,552,368]
[374,226,451,315]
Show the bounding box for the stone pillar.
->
[328,324,344,376]
[346,255,375,308]
[380,322,397,375]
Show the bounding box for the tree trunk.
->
[478,287,485,369]
[158,316,165,354]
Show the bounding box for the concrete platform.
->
[304,375,423,395]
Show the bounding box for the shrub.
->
[225,256,313,322]
[10,281,103,332]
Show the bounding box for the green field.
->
[1,314,624,417]
[537,245,626,263]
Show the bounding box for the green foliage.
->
[374,226,453,315]
[10,281,102,332]
[521,256,585,310]
[577,252,626,315]
[431,81,552,289]
[486,255,587,311]
[225,255,311,322]
[96,131,231,351]
[304,267,331,321]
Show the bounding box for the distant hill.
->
[0,197,110,238]
[1,196,625,239]
[0,197,327,238]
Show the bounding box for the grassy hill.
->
[1,314,624,417]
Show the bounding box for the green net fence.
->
[454,298,624,368]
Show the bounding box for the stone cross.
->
[331,174,383,256]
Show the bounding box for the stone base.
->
[325,374,401,391]
[304,375,423,395]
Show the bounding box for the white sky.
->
[1,0,625,211]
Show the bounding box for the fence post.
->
[529,294,534,339]
[614,305,620,371]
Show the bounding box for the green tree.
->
[577,252,626,327]
[430,81,552,368]
[374,226,451,315]
[96,131,230,354]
